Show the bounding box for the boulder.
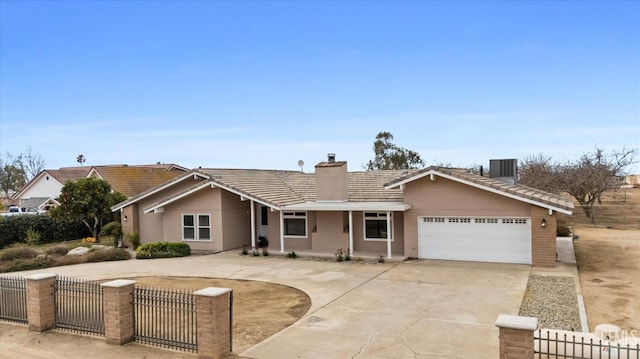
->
[67,247,90,256]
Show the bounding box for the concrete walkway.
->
[1,252,531,358]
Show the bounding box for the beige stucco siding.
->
[220,190,251,250]
[352,211,405,255]
[403,176,531,258]
[311,212,349,252]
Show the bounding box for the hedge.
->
[0,215,89,249]
[136,242,191,259]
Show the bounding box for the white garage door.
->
[418,217,531,264]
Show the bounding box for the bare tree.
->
[518,154,561,193]
[21,146,46,182]
[560,147,636,220]
[366,131,425,170]
[519,148,637,221]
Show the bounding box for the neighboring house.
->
[113,155,573,267]
[12,164,188,210]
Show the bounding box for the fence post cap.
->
[25,273,57,280]
[101,279,136,288]
[193,287,232,297]
[495,314,538,330]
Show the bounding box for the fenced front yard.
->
[535,329,640,359]
[0,274,232,358]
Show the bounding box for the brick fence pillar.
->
[101,279,136,345]
[495,314,538,359]
[25,273,57,332]
[194,287,233,359]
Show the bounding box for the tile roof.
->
[93,165,187,197]
[198,168,414,208]
[385,166,574,213]
[47,168,91,183]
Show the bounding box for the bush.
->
[126,231,141,250]
[287,251,298,259]
[86,248,131,262]
[557,224,572,237]
[0,246,39,262]
[25,229,41,246]
[0,215,89,249]
[136,242,191,259]
[46,245,70,257]
[0,256,55,273]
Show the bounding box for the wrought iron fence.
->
[134,286,197,352]
[0,275,28,324]
[54,276,104,335]
[536,329,640,359]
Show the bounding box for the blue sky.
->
[1,1,639,173]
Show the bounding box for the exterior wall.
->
[315,162,348,201]
[17,175,63,203]
[162,187,220,251]
[530,207,557,267]
[129,176,210,245]
[311,212,349,252]
[120,204,138,236]
[220,190,251,250]
[352,211,405,255]
[402,176,531,258]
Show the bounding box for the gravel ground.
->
[519,275,582,331]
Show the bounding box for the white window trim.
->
[283,211,308,238]
[182,213,212,242]
[363,212,393,242]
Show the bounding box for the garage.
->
[418,216,532,264]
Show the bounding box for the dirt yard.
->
[574,226,640,331]
[130,276,311,354]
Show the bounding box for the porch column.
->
[348,211,354,256]
[279,210,284,253]
[250,200,256,249]
[386,211,392,259]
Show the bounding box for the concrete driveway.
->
[1,252,530,359]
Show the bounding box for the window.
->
[364,212,392,241]
[183,214,211,241]
[283,212,307,237]
[502,218,527,224]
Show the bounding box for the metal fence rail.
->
[134,286,197,352]
[536,330,640,359]
[0,275,28,324]
[54,276,104,335]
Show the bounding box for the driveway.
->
[1,252,530,359]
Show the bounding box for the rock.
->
[67,247,90,256]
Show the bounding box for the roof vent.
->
[489,159,518,185]
[327,153,336,163]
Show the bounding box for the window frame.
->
[363,212,393,242]
[182,213,212,242]
[283,211,307,238]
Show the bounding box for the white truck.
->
[0,206,39,216]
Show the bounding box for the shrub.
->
[557,224,571,237]
[100,221,123,248]
[46,245,70,257]
[86,248,131,262]
[378,254,385,263]
[25,229,41,246]
[335,248,345,262]
[261,247,269,256]
[251,247,260,256]
[136,242,191,259]
[126,231,141,250]
[0,246,39,262]
[0,215,89,249]
[287,251,298,259]
[0,256,54,273]
[241,245,249,255]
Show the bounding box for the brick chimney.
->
[315,153,348,202]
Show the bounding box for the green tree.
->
[50,177,126,241]
[366,131,425,170]
[0,153,26,198]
